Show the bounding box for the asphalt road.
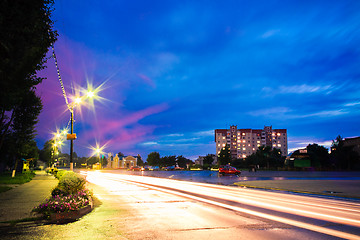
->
[83,171,360,240]
[1,171,359,239]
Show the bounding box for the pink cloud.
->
[79,103,169,150]
[138,73,156,88]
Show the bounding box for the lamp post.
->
[96,148,101,169]
[70,108,74,171]
[67,96,83,171]
[65,88,98,171]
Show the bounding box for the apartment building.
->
[215,125,288,159]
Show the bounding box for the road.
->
[83,171,360,240]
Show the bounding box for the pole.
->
[70,109,74,171]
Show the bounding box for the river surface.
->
[104,169,360,186]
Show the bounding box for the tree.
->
[0,0,57,171]
[117,152,124,157]
[160,155,176,167]
[202,154,214,169]
[136,154,144,166]
[331,135,360,170]
[177,155,192,169]
[87,156,99,167]
[39,139,55,167]
[147,152,160,166]
[102,156,108,168]
[218,144,231,166]
[306,144,330,169]
[10,90,42,172]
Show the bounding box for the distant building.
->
[106,153,138,168]
[195,154,216,166]
[215,125,288,159]
[343,137,360,156]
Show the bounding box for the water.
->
[105,170,360,186]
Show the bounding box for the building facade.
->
[215,125,288,159]
[106,153,138,169]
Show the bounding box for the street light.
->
[89,142,107,169]
[95,148,101,169]
[67,89,96,171]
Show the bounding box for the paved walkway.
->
[0,171,58,222]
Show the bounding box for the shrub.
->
[51,186,67,197]
[58,171,86,195]
[33,189,93,215]
[55,169,66,180]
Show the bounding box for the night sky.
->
[36,0,360,160]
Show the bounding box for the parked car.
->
[148,166,160,171]
[219,165,241,176]
[129,166,141,171]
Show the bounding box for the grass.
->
[0,171,35,184]
[0,185,12,193]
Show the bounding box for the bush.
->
[58,171,86,195]
[33,189,93,215]
[51,186,67,197]
[55,169,66,180]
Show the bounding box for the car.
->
[219,165,241,176]
[129,166,141,171]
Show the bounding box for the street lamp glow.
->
[74,97,82,105]
[86,91,95,98]
[95,148,101,155]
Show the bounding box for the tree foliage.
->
[136,154,144,166]
[147,152,160,166]
[0,0,57,171]
[306,143,330,169]
[331,135,360,170]
[177,155,192,168]
[218,144,231,166]
[245,146,284,169]
[39,139,55,167]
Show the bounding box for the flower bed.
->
[33,171,93,223]
[49,199,93,223]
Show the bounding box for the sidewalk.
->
[0,171,58,223]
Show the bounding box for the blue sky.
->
[36,0,360,160]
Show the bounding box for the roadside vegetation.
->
[0,171,35,193]
[33,170,93,218]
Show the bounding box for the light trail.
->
[83,171,360,240]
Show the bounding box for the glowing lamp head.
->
[87,91,95,98]
[74,97,82,105]
[56,133,61,138]
[95,148,101,154]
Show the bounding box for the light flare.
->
[83,171,360,240]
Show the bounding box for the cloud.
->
[137,73,156,88]
[261,29,280,38]
[247,107,291,117]
[288,136,333,153]
[166,133,184,137]
[194,130,214,136]
[300,109,348,118]
[344,102,360,107]
[262,84,333,95]
[142,141,158,146]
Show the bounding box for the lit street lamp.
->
[67,91,95,171]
